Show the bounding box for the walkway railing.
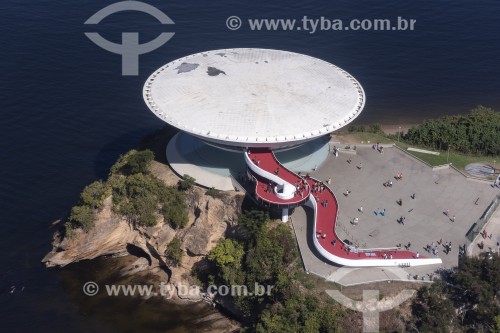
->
[466,194,500,242]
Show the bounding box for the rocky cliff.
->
[43,170,244,331]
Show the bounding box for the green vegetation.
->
[199,209,343,332]
[411,281,457,332]
[337,131,393,145]
[64,149,189,235]
[410,254,500,332]
[110,149,154,176]
[340,106,499,171]
[111,173,188,228]
[67,205,95,231]
[347,123,383,134]
[205,187,222,198]
[209,238,245,268]
[403,106,500,156]
[165,237,183,266]
[178,174,196,191]
[80,180,110,208]
[396,141,498,170]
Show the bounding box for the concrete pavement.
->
[290,144,499,286]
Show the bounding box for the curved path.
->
[245,149,442,268]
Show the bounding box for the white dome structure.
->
[143,48,365,149]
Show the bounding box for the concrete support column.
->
[282,207,289,222]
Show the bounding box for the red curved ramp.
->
[245,149,442,268]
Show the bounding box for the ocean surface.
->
[1,0,499,332]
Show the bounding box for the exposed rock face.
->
[43,197,143,267]
[43,188,243,306]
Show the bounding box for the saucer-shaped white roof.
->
[143,48,365,148]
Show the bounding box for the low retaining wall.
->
[408,147,440,155]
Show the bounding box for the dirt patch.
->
[150,160,180,186]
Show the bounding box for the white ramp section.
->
[244,151,295,200]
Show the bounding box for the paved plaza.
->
[291,143,499,285]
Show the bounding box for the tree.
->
[110,173,188,228]
[162,203,188,229]
[109,149,154,175]
[81,180,110,208]
[127,149,154,174]
[68,205,95,231]
[208,238,244,268]
[411,281,456,332]
[238,209,269,238]
[453,254,500,328]
[404,106,500,156]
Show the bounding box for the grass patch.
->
[294,269,340,292]
[338,131,498,174]
[335,131,394,144]
[396,142,498,172]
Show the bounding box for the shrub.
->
[404,106,500,156]
[178,174,196,191]
[208,238,244,269]
[64,221,76,238]
[81,180,110,208]
[109,149,154,176]
[127,149,154,174]
[347,125,366,132]
[368,123,383,134]
[165,237,183,266]
[205,187,221,198]
[110,173,188,229]
[68,205,95,231]
[162,203,188,229]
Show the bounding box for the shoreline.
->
[336,122,419,135]
[380,123,418,134]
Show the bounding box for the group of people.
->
[477,230,495,253]
[383,180,393,187]
[265,182,275,193]
[315,230,327,239]
[293,182,307,198]
[382,253,393,259]
[481,229,493,239]
[424,240,452,256]
[372,142,384,153]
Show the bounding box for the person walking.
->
[359,206,363,214]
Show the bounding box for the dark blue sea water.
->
[1,0,499,331]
